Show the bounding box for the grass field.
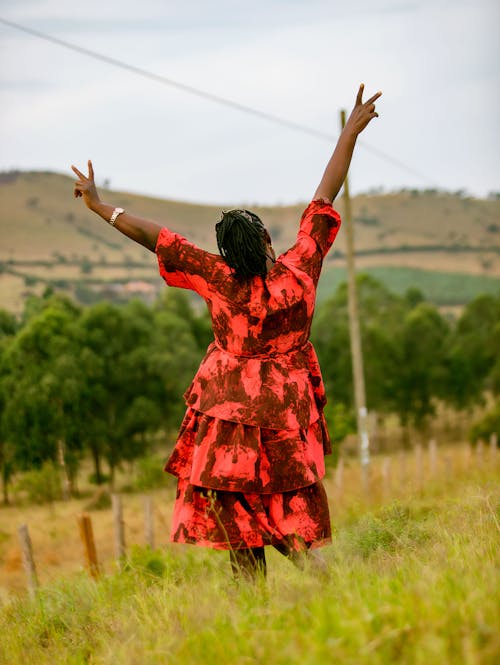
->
[1,443,499,664]
[317,265,500,305]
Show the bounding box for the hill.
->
[0,171,499,313]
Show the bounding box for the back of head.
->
[216,209,268,279]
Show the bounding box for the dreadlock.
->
[216,209,269,279]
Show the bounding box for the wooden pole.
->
[77,513,99,579]
[57,439,71,501]
[398,449,406,490]
[143,495,155,549]
[340,109,370,493]
[17,524,38,597]
[428,439,437,477]
[334,457,344,494]
[415,443,424,492]
[112,493,126,563]
[381,456,392,499]
[476,439,484,467]
[490,433,498,465]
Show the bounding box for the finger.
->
[88,159,94,180]
[71,165,86,179]
[365,91,382,105]
[356,83,364,106]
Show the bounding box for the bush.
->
[469,403,500,445]
[84,487,112,511]
[344,502,431,558]
[15,461,62,504]
[134,455,167,491]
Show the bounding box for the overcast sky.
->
[1,0,499,205]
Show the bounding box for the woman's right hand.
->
[71,160,100,211]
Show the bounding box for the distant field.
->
[1,171,499,312]
[317,265,500,305]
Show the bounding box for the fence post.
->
[17,524,38,597]
[428,439,437,477]
[77,513,99,579]
[334,457,344,494]
[112,493,126,565]
[143,495,155,549]
[476,439,484,467]
[490,433,498,465]
[444,451,454,478]
[381,456,391,499]
[415,443,423,492]
[398,449,406,490]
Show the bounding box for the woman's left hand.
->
[71,160,100,211]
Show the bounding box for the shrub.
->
[15,461,62,504]
[344,502,431,558]
[84,487,112,511]
[134,455,167,491]
[469,403,500,445]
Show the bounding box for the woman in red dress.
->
[72,84,381,578]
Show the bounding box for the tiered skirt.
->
[165,408,332,551]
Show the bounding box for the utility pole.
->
[340,109,370,492]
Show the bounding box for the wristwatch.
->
[109,207,125,225]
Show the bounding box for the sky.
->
[1,0,499,206]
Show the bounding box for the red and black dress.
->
[155,199,341,552]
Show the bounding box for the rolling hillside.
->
[0,171,499,313]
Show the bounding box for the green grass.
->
[317,266,500,305]
[1,473,499,665]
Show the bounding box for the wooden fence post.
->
[17,524,38,597]
[334,457,344,494]
[381,456,391,499]
[444,452,454,478]
[415,443,423,492]
[476,439,484,467]
[490,433,498,464]
[398,449,406,489]
[112,493,126,564]
[428,439,437,477]
[77,513,99,579]
[143,495,155,549]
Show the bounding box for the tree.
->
[75,296,202,486]
[390,303,449,437]
[312,274,407,413]
[1,297,83,495]
[443,294,500,410]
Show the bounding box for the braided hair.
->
[216,209,270,279]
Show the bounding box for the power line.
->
[0,16,435,185]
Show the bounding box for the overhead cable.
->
[0,17,435,184]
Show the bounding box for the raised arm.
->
[71,161,161,252]
[313,84,382,202]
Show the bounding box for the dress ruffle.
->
[170,477,332,551]
[165,408,331,494]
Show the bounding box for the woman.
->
[72,84,381,579]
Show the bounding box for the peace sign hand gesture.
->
[71,160,100,211]
[346,84,382,135]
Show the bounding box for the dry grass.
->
[0,441,497,602]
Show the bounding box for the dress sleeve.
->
[296,198,342,258]
[155,227,212,298]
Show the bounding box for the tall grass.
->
[1,457,499,665]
